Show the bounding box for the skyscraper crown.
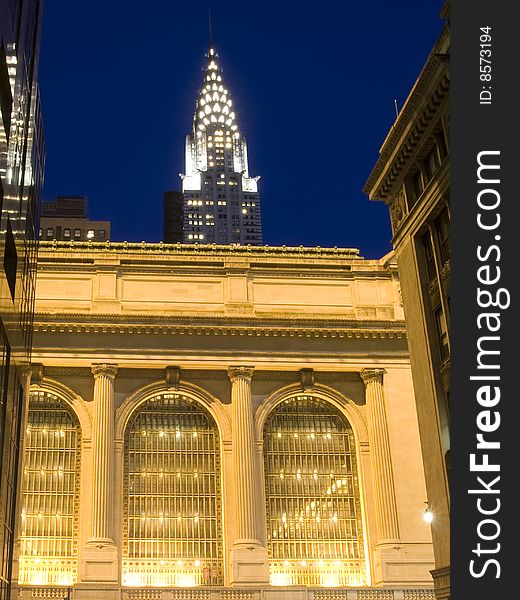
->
[194,48,239,135]
[179,43,262,245]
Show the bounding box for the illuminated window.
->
[73,228,81,239]
[86,229,95,239]
[264,395,367,587]
[19,391,81,586]
[122,393,223,587]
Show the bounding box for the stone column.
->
[361,368,400,543]
[361,368,401,587]
[228,366,269,585]
[88,364,118,544]
[79,364,119,590]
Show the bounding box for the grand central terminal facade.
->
[13,241,437,600]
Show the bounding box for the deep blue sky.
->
[38,1,444,258]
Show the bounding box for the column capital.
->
[228,366,255,383]
[360,368,386,385]
[29,363,45,386]
[91,363,118,379]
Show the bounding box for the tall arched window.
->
[19,390,81,586]
[122,393,223,587]
[264,395,367,587]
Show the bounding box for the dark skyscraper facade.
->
[181,47,262,245]
[163,190,183,243]
[0,1,45,598]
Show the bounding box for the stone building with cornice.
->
[14,241,436,600]
[364,5,450,599]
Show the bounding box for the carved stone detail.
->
[227,366,255,383]
[389,189,408,231]
[360,368,386,385]
[165,366,181,389]
[299,368,315,391]
[30,363,45,386]
[91,363,118,379]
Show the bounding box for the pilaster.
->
[79,363,119,585]
[228,366,269,585]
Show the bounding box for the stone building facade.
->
[14,241,435,600]
[364,6,450,599]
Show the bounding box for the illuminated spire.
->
[194,47,239,136]
[180,44,262,245]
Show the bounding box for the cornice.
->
[33,318,406,340]
[40,367,365,381]
[35,263,394,280]
[33,311,402,325]
[37,240,362,261]
[364,25,450,201]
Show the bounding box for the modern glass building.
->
[180,46,262,245]
[0,0,45,598]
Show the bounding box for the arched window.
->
[263,395,367,587]
[122,393,223,587]
[19,390,81,586]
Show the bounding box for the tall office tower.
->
[0,0,45,598]
[181,46,262,245]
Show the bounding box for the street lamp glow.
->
[423,507,434,524]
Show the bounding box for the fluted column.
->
[228,366,261,547]
[361,368,400,543]
[88,363,118,545]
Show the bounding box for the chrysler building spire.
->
[180,45,262,245]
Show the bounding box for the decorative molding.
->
[165,365,181,389]
[41,367,92,378]
[389,189,408,232]
[227,366,255,382]
[30,377,93,437]
[396,283,403,307]
[30,363,45,386]
[299,368,315,391]
[91,363,118,379]
[115,379,232,442]
[37,239,361,260]
[254,382,369,444]
[360,368,386,385]
[33,320,407,341]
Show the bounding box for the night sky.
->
[38,1,444,258]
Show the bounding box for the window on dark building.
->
[423,233,437,284]
[436,208,450,265]
[434,306,449,361]
[425,145,440,180]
